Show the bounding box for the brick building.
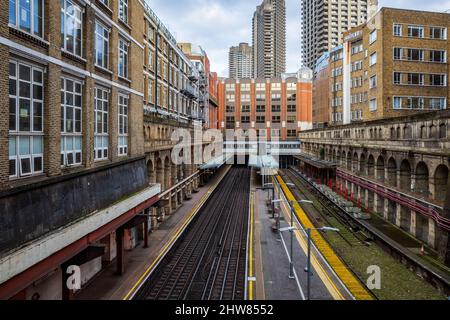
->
[0,0,204,300]
[328,8,450,125]
[313,52,331,128]
[218,68,313,141]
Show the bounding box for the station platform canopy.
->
[249,155,279,176]
[200,154,233,170]
[294,153,336,170]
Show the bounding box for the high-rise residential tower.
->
[252,0,286,78]
[229,43,253,79]
[301,0,378,70]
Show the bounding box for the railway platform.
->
[74,166,231,300]
[250,170,353,300]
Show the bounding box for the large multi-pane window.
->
[95,21,110,69]
[94,87,109,160]
[61,0,83,57]
[9,60,44,178]
[118,94,128,156]
[9,0,43,37]
[118,0,128,24]
[118,39,129,78]
[61,78,82,167]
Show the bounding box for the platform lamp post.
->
[272,198,313,279]
[262,183,275,218]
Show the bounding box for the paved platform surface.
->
[252,170,356,300]
[254,187,333,300]
[75,167,229,300]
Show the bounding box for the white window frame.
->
[408,25,424,38]
[118,0,128,24]
[393,24,402,37]
[369,52,377,66]
[61,77,83,167]
[61,0,83,57]
[9,0,44,38]
[369,99,377,111]
[118,94,129,156]
[9,60,44,178]
[94,87,109,161]
[118,38,129,79]
[369,30,377,44]
[95,21,110,69]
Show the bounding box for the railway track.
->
[280,168,369,247]
[280,167,450,297]
[133,167,250,300]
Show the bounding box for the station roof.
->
[200,155,232,170]
[248,155,279,169]
[294,153,337,170]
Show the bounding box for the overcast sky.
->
[145,0,450,77]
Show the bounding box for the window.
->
[61,78,82,166]
[369,75,377,88]
[241,116,250,123]
[225,83,235,91]
[393,24,402,36]
[393,72,401,84]
[369,52,377,66]
[256,83,265,91]
[393,48,402,60]
[429,50,446,63]
[95,22,110,69]
[272,116,280,123]
[9,0,43,37]
[118,39,129,78]
[60,0,83,57]
[271,83,281,90]
[241,105,250,112]
[241,83,250,91]
[226,105,235,113]
[287,105,296,112]
[394,97,402,109]
[369,99,377,111]
[287,130,296,137]
[407,49,424,61]
[94,87,109,160]
[287,116,295,123]
[226,94,235,102]
[369,30,377,44]
[118,0,128,24]
[429,74,446,86]
[9,60,44,178]
[408,73,424,85]
[256,105,265,112]
[430,27,446,40]
[271,93,281,101]
[256,116,265,123]
[118,94,128,156]
[148,79,154,103]
[271,105,281,112]
[430,98,446,110]
[408,25,424,38]
[408,97,424,109]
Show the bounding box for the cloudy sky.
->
[145,0,450,77]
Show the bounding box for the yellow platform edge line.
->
[276,175,373,300]
[122,166,230,300]
[248,189,254,300]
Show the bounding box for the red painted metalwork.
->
[0,194,159,300]
[337,169,450,231]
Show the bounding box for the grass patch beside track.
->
[281,170,446,300]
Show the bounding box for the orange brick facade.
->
[218,76,312,141]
